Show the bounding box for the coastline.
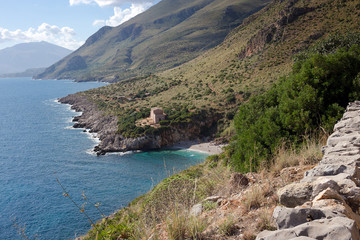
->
[59,93,222,155]
[170,140,224,155]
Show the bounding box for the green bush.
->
[232,45,360,172]
[159,119,170,126]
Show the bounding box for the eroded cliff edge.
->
[257,101,360,240]
[59,93,220,155]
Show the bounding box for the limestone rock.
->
[257,101,360,240]
[304,164,347,177]
[310,178,340,199]
[272,206,343,230]
[278,182,312,207]
[190,203,202,216]
[288,237,316,240]
[256,217,360,240]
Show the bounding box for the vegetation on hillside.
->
[116,105,207,138]
[58,0,360,238]
[79,134,324,239]
[230,39,360,172]
[37,0,270,82]
[73,0,360,142]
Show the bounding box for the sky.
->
[0,0,160,50]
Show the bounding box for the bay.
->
[0,78,207,239]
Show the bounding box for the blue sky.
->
[0,0,159,50]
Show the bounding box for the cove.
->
[0,78,208,239]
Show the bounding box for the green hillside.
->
[75,0,360,139]
[64,0,360,238]
[36,0,269,82]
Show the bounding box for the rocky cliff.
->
[59,94,219,155]
[257,101,360,239]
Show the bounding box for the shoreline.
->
[169,140,224,155]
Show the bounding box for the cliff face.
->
[257,101,360,239]
[59,94,219,155]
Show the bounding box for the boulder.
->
[310,178,340,199]
[256,217,359,240]
[327,133,359,147]
[190,203,202,216]
[320,155,360,165]
[304,164,347,177]
[272,206,343,230]
[278,182,312,207]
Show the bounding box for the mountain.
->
[0,41,72,75]
[64,0,360,150]
[36,0,270,82]
[76,0,360,115]
[71,0,360,237]
[56,0,360,237]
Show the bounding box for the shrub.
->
[159,120,170,126]
[232,45,360,172]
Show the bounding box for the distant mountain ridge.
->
[0,41,72,75]
[36,0,270,82]
[0,68,46,78]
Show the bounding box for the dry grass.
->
[243,184,267,211]
[270,134,326,175]
[256,207,276,231]
[218,215,237,236]
[242,231,257,240]
[83,133,324,239]
[165,206,208,239]
[187,216,208,239]
[166,208,188,240]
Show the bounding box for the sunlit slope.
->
[36,0,270,82]
[79,0,360,118]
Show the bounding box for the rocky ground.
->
[62,95,360,239]
[257,101,360,240]
[150,101,360,239]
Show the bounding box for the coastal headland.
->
[59,93,223,156]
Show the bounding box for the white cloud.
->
[69,0,93,6]
[70,0,153,7]
[0,23,83,50]
[93,19,106,27]
[93,2,152,27]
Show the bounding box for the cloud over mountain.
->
[93,2,153,27]
[0,23,83,50]
[70,0,154,7]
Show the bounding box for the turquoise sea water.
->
[0,78,208,239]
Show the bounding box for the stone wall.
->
[257,101,360,240]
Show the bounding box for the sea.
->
[0,77,208,240]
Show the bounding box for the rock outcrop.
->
[239,0,316,59]
[59,93,219,155]
[257,101,360,240]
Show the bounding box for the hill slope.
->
[79,0,360,111]
[36,0,270,82]
[0,41,72,75]
[62,0,360,153]
[72,0,360,238]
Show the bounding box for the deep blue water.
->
[0,78,207,240]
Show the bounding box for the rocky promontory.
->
[257,101,360,240]
[59,93,220,155]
